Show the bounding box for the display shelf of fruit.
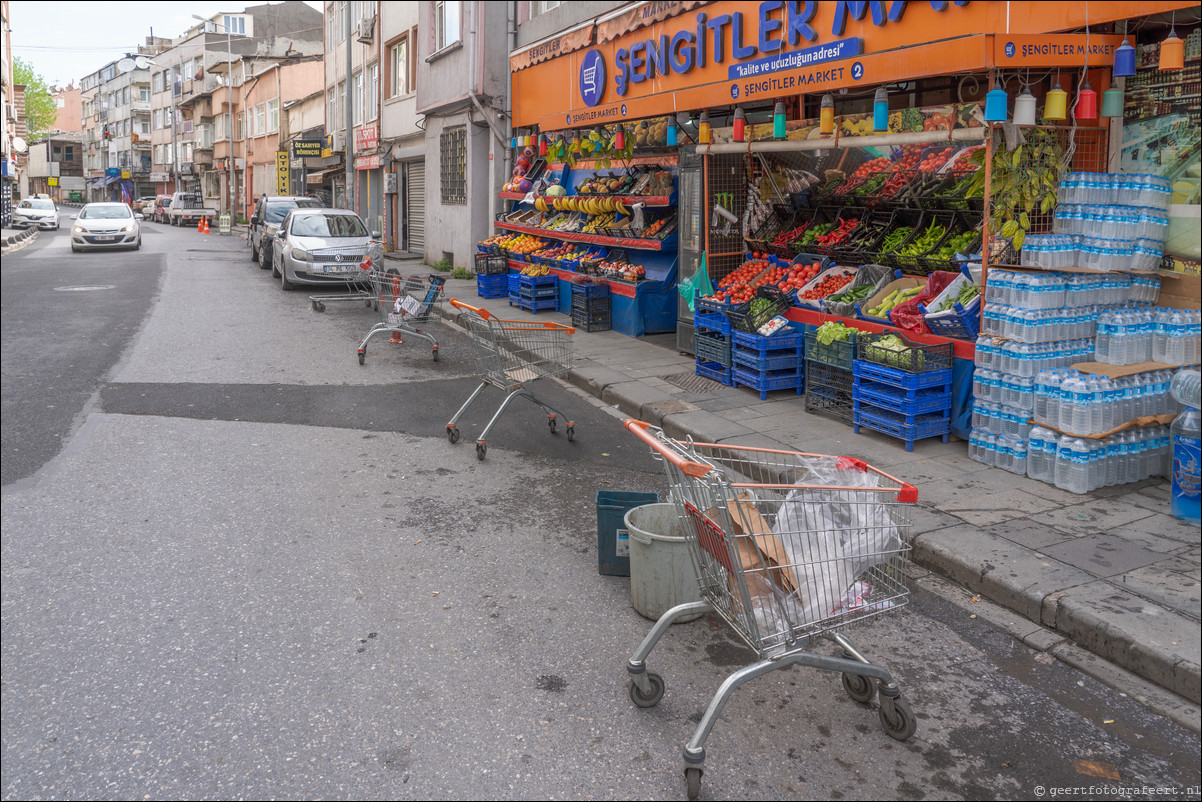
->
[775,261,824,295]
[492,219,671,250]
[641,213,676,240]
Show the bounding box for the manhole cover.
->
[54,285,116,292]
[661,371,727,394]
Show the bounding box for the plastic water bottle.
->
[1027,426,1053,483]
[1170,370,1201,522]
[1055,437,1092,494]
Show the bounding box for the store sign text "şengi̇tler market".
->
[583,0,972,103]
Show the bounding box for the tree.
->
[13,57,59,142]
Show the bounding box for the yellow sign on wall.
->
[48,176,58,186]
[276,151,290,195]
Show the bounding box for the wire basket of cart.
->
[357,269,446,364]
[623,420,919,799]
[308,241,384,313]
[446,299,577,460]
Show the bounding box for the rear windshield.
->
[291,213,368,238]
[266,199,321,224]
[80,205,133,219]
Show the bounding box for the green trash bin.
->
[596,490,659,576]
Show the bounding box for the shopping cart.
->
[623,420,919,800]
[446,298,576,460]
[307,241,383,313]
[357,270,446,364]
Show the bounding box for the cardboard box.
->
[1071,360,1201,378]
[858,276,925,321]
[706,496,797,594]
[1158,271,1201,311]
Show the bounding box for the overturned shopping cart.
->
[623,420,919,800]
[446,299,576,460]
[307,241,383,313]
[357,271,446,364]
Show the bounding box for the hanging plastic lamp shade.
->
[614,125,625,150]
[1100,87,1125,118]
[1013,85,1037,126]
[538,133,547,156]
[666,116,678,147]
[1044,76,1068,121]
[511,136,518,149]
[872,87,889,132]
[698,111,711,144]
[819,94,834,135]
[733,107,746,142]
[984,85,1009,122]
[1113,38,1136,78]
[1160,32,1184,71]
[773,101,786,139]
[1076,80,1097,120]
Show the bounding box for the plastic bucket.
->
[624,504,703,623]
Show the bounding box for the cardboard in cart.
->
[704,495,797,594]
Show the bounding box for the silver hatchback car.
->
[271,208,381,290]
[71,202,142,252]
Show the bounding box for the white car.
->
[12,198,59,230]
[71,202,142,253]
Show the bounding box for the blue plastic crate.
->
[477,273,508,290]
[853,406,950,452]
[696,295,735,316]
[519,285,558,300]
[571,281,611,299]
[507,273,522,293]
[734,366,804,400]
[922,296,981,340]
[510,295,559,312]
[520,273,558,288]
[734,345,803,372]
[732,328,805,351]
[695,358,734,385]
[854,379,952,418]
[853,359,953,392]
[693,308,733,336]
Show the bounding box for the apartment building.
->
[25,131,84,202]
[80,47,161,203]
[2,0,15,225]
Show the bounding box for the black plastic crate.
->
[804,371,854,424]
[856,331,953,374]
[804,330,859,371]
[725,285,791,334]
[694,331,733,367]
[805,360,854,394]
[572,307,611,332]
[474,252,508,275]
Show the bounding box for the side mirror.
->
[371,230,381,239]
[135,213,144,220]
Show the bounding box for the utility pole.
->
[344,0,354,211]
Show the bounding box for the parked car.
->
[11,198,59,230]
[135,196,157,217]
[249,194,322,269]
[71,202,142,253]
[152,195,172,224]
[271,208,380,290]
[167,191,217,227]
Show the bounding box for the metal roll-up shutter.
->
[406,161,425,253]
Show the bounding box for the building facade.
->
[80,47,159,204]
[25,131,84,202]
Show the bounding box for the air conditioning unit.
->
[357,14,375,44]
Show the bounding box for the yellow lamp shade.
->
[1044,87,1068,121]
[1159,34,1184,71]
[819,94,835,135]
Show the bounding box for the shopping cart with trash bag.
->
[623,420,919,800]
[308,241,384,313]
[357,271,446,364]
[446,299,576,460]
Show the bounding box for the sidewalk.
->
[1,226,38,252]
[431,273,1200,708]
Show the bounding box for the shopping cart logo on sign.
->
[578,50,606,108]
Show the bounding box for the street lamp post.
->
[193,14,235,220]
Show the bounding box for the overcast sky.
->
[8,1,323,88]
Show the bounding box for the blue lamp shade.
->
[984,86,1009,122]
[1113,39,1136,78]
[666,117,678,146]
[511,137,518,149]
[773,101,786,139]
[873,87,889,131]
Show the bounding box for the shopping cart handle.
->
[624,419,713,478]
[449,298,491,320]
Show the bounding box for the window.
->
[237,111,244,140]
[139,85,150,102]
[533,0,565,13]
[222,15,245,35]
[352,71,363,125]
[337,1,348,41]
[268,99,279,132]
[367,64,377,121]
[435,1,461,51]
[327,87,336,131]
[254,104,265,136]
[440,127,466,205]
[336,80,345,129]
[389,36,409,97]
[153,71,164,93]
[65,146,74,161]
[327,2,336,44]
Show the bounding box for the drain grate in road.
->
[661,371,727,394]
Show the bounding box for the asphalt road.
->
[2,221,1199,800]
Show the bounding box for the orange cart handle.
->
[449,298,491,320]
[624,419,714,478]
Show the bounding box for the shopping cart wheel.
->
[476,442,487,461]
[841,672,876,704]
[431,346,439,362]
[878,697,916,741]
[628,672,664,708]
[357,350,366,365]
[566,425,575,442]
[548,417,557,434]
[685,767,703,800]
[447,426,461,444]
[312,300,326,313]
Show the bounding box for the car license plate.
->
[95,235,117,241]
[322,264,357,274]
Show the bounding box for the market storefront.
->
[491,1,1199,490]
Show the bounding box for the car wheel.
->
[279,258,296,291]
[259,242,272,271]
[251,240,259,263]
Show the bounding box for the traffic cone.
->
[201,216,210,234]
[197,216,204,233]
